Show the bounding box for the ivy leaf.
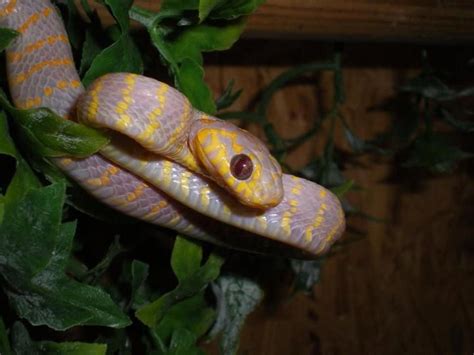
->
[0,182,131,330]
[82,34,143,87]
[209,275,263,355]
[0,27,19,52]
[135,237,224,328]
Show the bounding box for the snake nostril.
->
[230,154,253,180]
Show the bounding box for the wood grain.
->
[201,40,474,354]
[121,0,474,42]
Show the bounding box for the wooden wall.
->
[200,40,474,354]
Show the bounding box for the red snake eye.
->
[230,154,253,180]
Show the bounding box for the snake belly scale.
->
[0,0,345,257]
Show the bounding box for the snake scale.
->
[0,0,345,257]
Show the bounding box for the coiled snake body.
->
[0,0,345,257]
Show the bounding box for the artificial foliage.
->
[0,1,473,354]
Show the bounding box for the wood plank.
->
[122,0,474,42]
[200,39,474,354]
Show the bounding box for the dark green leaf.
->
[209,275,263,355]
[80,29,102,75]
[403,133,474,173]
[440,108,474,132]
[330,179,354,198]
[400,75,455,100]
[105,0,133,32]
[0,88,109,158]
[65,0,84,50]
[171,236,203,282]
[0,27,18,52]
[136,241,223,327]
[130,260,150,309]
[83,34,143,87]
[10,322,38,355]
[167,328,205,355]
[160,0,199,12]
[165,20,247,66]
[209,0,265,20]
[0,111,40,206]
[176,58,216,114]
[0,183,131,330]
[155,292,215,344]
[0,317,12,355]
[38,341,107,355]
[198,0,221,22]
[215,79,242,111]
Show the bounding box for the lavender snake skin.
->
[0,0,345,257]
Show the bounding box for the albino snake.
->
[0,0,345,257]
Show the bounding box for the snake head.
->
[189,118,284,209]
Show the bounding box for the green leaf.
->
[0,111,40,206]
[105,0,133,32]
[65,0,85,50]
[0,89,110,158]
[160,0,199,11]
[0,183,131,330]
[400,75,455,100]
[38,341,107,355]
[209,0,266,20]
[82,34,143,87]
[0,27,18,52]
[440,108,474,133]
[215,79,242,111]
[171,236,203,282]
[290,259,322,293]
[330,179,354,198]
[0,317,12,355]
[403,133,474,173]
[165,20,247,66]
[10,322,37,355]
[80,29,102,75]
[167,328,205,355]
[176,59,216,114]
[136,238,224,327]
[129,259,150,309]
[209,275,263,355]
[155,292,215,345]
[198,0,221,22]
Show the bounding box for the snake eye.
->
[230,154,253,180]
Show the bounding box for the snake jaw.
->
[189,119,284,209]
